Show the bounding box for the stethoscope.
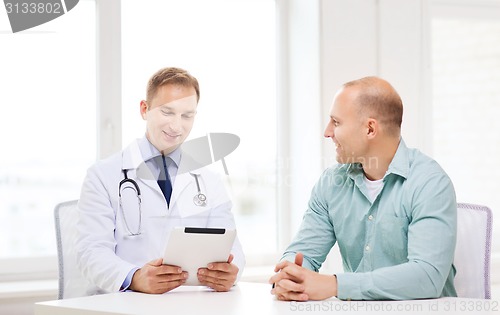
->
[119,169,142,236]
[118,168,208,236]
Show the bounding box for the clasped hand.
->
[268,252,337,301]
[130,254,238,294]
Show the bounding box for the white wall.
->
[320,0,430,162]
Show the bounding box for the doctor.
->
[75,67,245,296]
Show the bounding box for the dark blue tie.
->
[157,155,172,206]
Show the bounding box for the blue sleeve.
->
[120,267,139,291]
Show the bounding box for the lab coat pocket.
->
[178,206,212,227]
[379,214,409,262]
[175,189,211,219]
[145,215,173,257]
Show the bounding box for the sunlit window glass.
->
[0,1,96,258]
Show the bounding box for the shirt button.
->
[368,215,374,220]
[365,245,370,251]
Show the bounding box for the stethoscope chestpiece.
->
[191,173,207,207]
[193,193,207,207]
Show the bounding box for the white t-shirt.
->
[363,176,384,203]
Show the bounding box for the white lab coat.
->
[74,139,245,296]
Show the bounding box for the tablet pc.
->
[162,227,236,286]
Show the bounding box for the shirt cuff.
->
[120,267,140,291]
[281,254,315,271]
[336,272,372,300]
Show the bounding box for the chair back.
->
[453,203,492,299]
[54,200,90,299]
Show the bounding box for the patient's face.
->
[325,87,368,164]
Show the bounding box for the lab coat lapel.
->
[170,171,192,210]
[122,140,163,196]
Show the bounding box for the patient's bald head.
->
[342,76,403,137]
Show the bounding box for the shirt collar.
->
[347,138,410,182]
[139,135,182,168]
[384,138,410,179]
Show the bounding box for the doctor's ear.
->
[140,100,148,120]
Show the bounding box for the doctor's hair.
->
[146,67,200,105]
[343,76,403,137]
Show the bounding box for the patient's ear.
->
[366,118,377,138]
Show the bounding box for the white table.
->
[35,282,498,315]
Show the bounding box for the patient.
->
[269,76,457,301]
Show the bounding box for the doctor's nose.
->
[168,115,183,133]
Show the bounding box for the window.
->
[0,1,96,273]
[121,0,277,259]
[430,2,500,251]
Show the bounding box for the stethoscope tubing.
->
[118,168,208,236]
[119,169,142,236]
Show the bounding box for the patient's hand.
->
[269,252,337,301]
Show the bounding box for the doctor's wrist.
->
[123,267,140,291]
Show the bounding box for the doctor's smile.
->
[162,131,182,140]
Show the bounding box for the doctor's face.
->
[141,84,198,155]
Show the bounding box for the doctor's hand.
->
[197,254,238,292]
[129,258,188,294]
[269,252,337,301]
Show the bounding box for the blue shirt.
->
[140,135,181,185]
[282,139,457,300]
